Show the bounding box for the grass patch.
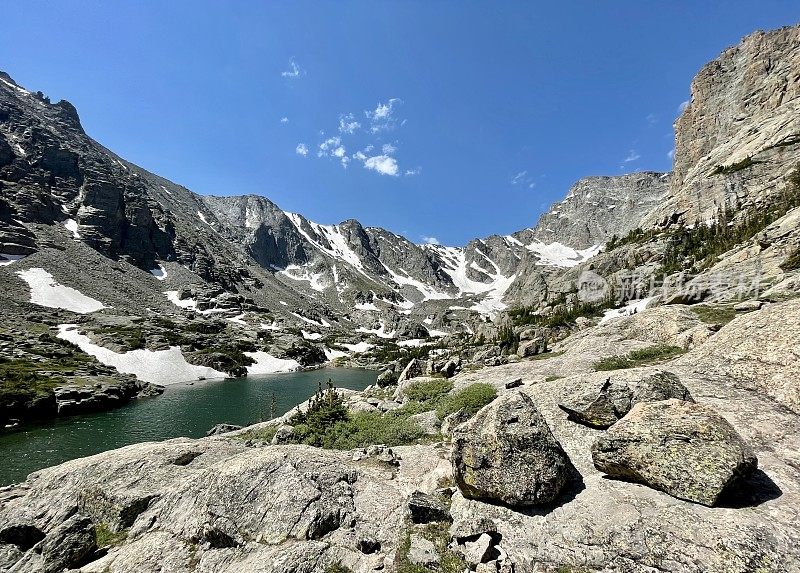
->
[594,345,686,371]
[545,375,563,382]
[235,425,277,443]
[396,522,466,573]
[95,524,128,547]
[324,563,352,573]
[691,305,737,325]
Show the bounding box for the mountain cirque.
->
[2,23,800,573]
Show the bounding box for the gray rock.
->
[356,536,381,554]
[271,424,295,444]
[559,371,693,428]
[11,514,96,573]
[206,423,243,436]
[408,410,440,435]
[452,391,571,507]
[398,358,425,383]
[592,399,758,506]
[407,533,439,568]
[408,491,451,524]
[504,378,523,389]
[734,300,763,312]
[376,368,397,387]
[463,532,494,566]
[441,409,470,438]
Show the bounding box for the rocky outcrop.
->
[592,399,758,506]
[645,26,800,228]
[558,370,693,428]
[451,391,571,507]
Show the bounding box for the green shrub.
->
[594,345,685,371]
[317,411,426,450]
[95,524,128,547]
[436,383,497,420]
[403,378,453,402]
[289,380,349,445]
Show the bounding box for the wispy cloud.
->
[405,167,420,177]
[667,148,675,160]
[511,170,528,185]
[623,149,641,163]
[678,99,690,114]
[646,113,657,126]
[280,117,289,124]
[382,143,397,154]
[281,58,304,79]
[510,170,537,188]
[363,155,399,176]
[295,143,308,156]
[421,236,440,245]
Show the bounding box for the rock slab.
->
[592,399,758,506]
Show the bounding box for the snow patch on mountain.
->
[57,324,226,384]
[17,268,106,314]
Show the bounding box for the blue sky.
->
[2,2,798,246]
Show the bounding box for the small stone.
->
[407,534,439,568]
[408,491,451,524]
[504,378,523,389]
[463,533,494,566]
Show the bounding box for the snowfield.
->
[243,351,301,375]
[600,297,655,323]
[17,268,106,313]
[57,324,227,384]
[64,219,81,239]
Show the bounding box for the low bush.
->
[594,345,685,371]
[435,383,497,420]
[403,378,453,402]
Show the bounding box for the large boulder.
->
[397,358,425,383]
[10,515,96,573]
[592,399,758,506]
[559,371,693,428]
[451,391,571,507]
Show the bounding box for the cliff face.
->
[528,172,670,249]
[645,25,800,227]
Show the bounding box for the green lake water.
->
[0,368,376,486]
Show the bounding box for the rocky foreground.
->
[1,299,799,573]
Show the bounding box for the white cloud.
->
[405,167,420,176]
[353,151,367,161]
[341,155,351,168]
[280,117,289,124]
[338,113,361,134]
[667,148,675,160]
[363,155,399,176]
[511,170,528,185]
[365,98,402,132]
[295,143,309,156]
[646,113,657,125]
[421,236,440,245]
[281,58,303,78]
[623,149,641,162]
[678,99,690,114]
[318,136,343,157]
[382,143,397,154]
[332,146,346,158]
[528,182,536,189]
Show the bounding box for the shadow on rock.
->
[716,469,782,508]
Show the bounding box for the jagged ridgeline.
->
[0,23,800,573]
